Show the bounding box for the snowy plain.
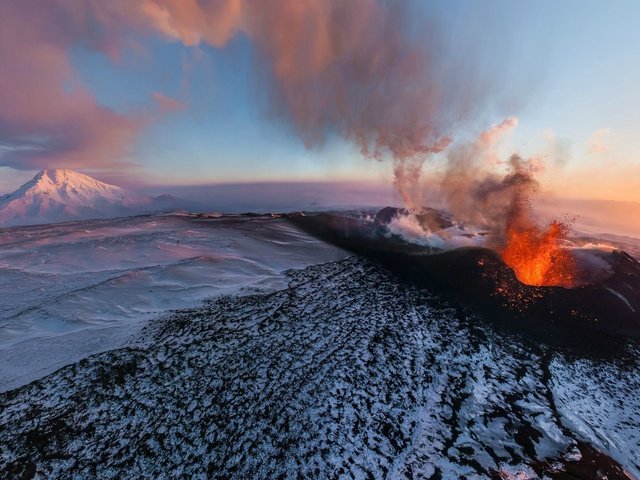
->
[0,213,348,390]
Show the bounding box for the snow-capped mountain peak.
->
[0,168,182,227]
[8,169,132,204]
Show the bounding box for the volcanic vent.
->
[492,157,578,288]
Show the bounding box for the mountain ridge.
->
[0,168,184,227]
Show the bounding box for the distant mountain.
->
[0,169,185,227]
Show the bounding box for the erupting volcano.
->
[289,204,640,343]
[433,143,581,289]
[494,159,578,288]
[2,1,640,478]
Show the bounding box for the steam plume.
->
[435,117,527,233]
[0,0,477,180]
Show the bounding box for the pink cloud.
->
[0,1,151,170]
[478,117,519,147]
[0,0,485,180]
[152,92,186,112]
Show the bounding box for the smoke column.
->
[0,0,482,193]
[143,0,481,202]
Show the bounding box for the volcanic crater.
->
[289,207,640,344]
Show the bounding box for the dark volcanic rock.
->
[373,206,403,226]
[1,258,638,479]
[374,206,454,232]
[290,212,640,342]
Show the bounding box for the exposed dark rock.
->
[1,258,637,478]
[374,206,454,232]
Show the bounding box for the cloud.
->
[588,128,612,153]
[0,0,490,177]
[0,1,150,170]
[152,92,186,112]
[479,116,519,148]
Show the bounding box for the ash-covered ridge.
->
[1,257,638,479]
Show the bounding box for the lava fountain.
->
[501,220,576,287]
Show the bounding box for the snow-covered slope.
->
[0,169,178,226]
[1,255,638,478]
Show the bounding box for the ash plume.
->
[434,117,534,235]
[0,0,484,188]
[414,116,578,287]
[143,0,460,160]
[399,116,552,246]
[142,0,488,203]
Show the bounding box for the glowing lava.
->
[501,220,576,287]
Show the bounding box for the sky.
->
[0,0,639,202]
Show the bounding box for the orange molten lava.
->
[501,220,576,287]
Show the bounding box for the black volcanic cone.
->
[288,211,640,344]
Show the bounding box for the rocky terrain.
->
[1,257,638,479]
